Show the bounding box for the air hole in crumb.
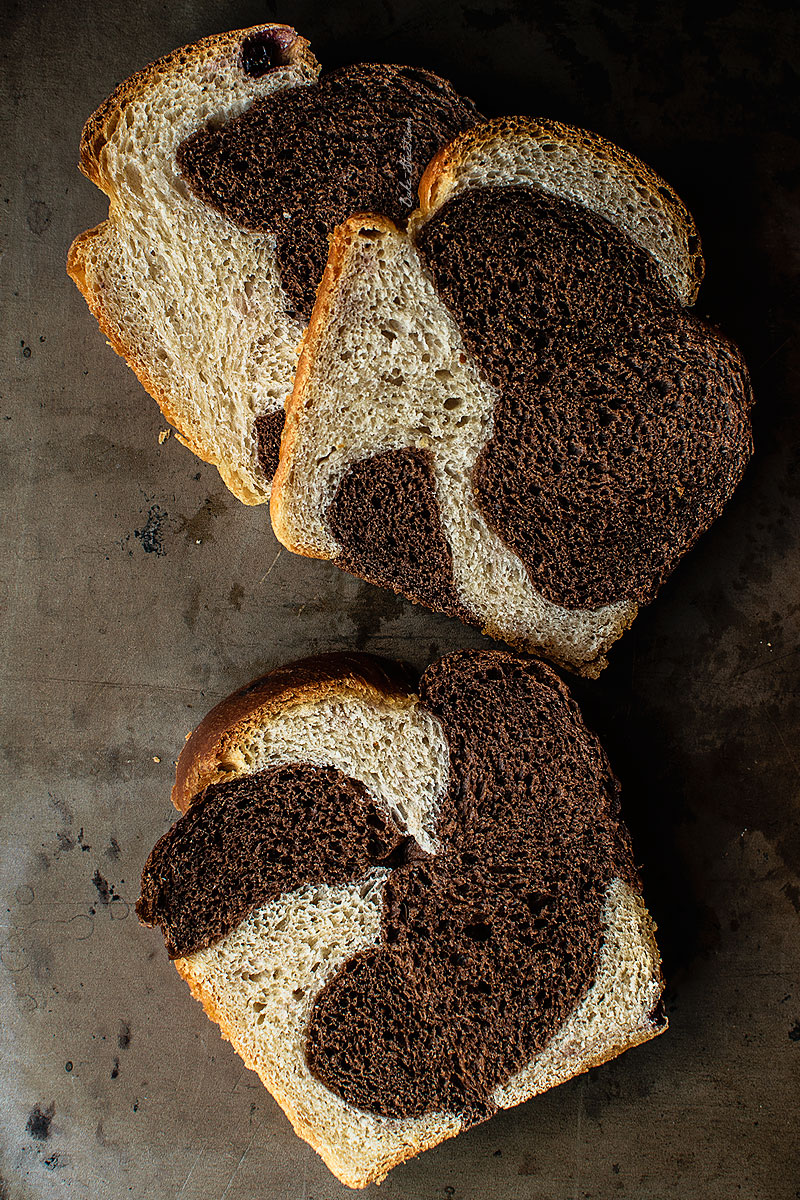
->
[463,921,493,941]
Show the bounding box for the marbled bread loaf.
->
[272,118,754,675]
[138,649,665,1187]
[67,26,481,502]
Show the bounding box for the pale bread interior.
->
[178,873,463,1189]
[492,878,662,1107]
[273,223,637,676]
[68,30,317,503]
[173,683,664,1187]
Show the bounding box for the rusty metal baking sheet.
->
[1,1,799,1197]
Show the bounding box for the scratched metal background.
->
[1,1,799,1196]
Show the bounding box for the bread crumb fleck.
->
[152,756,161,763]
[158,429,170,444]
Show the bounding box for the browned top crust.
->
[172,652,417,813]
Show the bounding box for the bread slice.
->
[272,118,753,675]
[67,27,481,503]
[137,650,665,1188]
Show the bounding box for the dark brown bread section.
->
[326,448,470,620]
[306,650,636,1119]
[137,763,409,958]
[253,409,285,480]
[415,186,753,610]
[177,64,482,321]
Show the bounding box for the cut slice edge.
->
[161,655,664,1187]
[272,214,401,554]
[68,26,320,504]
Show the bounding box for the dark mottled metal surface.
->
[1,1,798,1197]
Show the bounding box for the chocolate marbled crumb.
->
[325,448,471,621]
[177,64,481,321]
[306,651,637,1118]
[137,763,408,958]
[140,651,640,1121]
[415,186,753,610]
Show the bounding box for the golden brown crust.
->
[270,214,401,552]
[417,115,703,304]
[172,651,417,812]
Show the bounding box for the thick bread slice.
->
[272,119,753,674]
[68,30,481,503]
[68,26,319,503]
[138,651,665,1187]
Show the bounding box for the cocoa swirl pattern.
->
[139,651,636,1119]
